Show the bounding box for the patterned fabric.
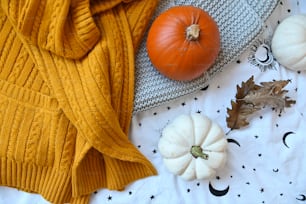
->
[134,0,279,113]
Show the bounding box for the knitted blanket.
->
[134,0,279,113]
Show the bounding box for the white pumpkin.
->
[271,14,306,71]
[158,114,227,181]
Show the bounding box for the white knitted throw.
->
[134,0,279,113]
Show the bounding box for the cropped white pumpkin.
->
[271,14,306,71]
[158,114,227,181]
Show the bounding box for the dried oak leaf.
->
[242,80,296,111]
[226,76,296,130]
[227,100,260,130]
[226,76,260,130]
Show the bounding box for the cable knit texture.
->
[0,0,159,203]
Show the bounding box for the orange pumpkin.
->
[146,5,220,81]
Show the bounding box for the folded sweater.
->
[0,0,159,203]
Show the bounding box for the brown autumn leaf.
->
[226,100,260,130]
[226,76,260,130]
[226,76,296,130]
[242,79,296,111]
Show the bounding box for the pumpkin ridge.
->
[275,43,306,63]
[204,139,227,152]
[164,116,195,146]
[202,151,226,169]
[164,154,192,175]
[201,123,223,148]
[181,156,195,179]
[158,114,227,180]
[193,115,211,146]
[158,140,190,159]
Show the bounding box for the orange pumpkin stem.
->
[186,24,200,41]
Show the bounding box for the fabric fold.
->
[1,0,100,59]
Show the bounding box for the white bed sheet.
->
[0,0,306,203]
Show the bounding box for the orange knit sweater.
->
[0,0,158,203]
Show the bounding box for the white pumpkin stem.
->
[186,24,200,41]
[191,145,209,160]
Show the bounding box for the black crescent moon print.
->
[0,1,305,204]
[282,131,295,148]
[273,168,279,173]
[296,194,306,201]
[227,138,241,147]
[208,182,230,197]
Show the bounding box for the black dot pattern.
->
[1,1,305,204]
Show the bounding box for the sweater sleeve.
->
[0,0,100,59]
[15,0,159,198]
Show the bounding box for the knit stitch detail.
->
[0,1,159,203]
[0,158,72,203]
[0,80,59,110]
[133,0,279,113]
[90,0,122,14]
[1,0,101,59]
[125,0,159,51]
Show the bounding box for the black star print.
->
[129,191,132,195]
[153,112,157,116]
[107,195,112,200]
[260,188,264,193]
[196,110,201,114]
[167,106,171,110]
[138,123,142,127]
[181,102,186,106]
[194,97,198,100]
[150,195,155,200]
[152,149,157,154]
[187,188,190,193]
[137,145,141,148]
[258,153,262,157]
[197,183,200,186]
